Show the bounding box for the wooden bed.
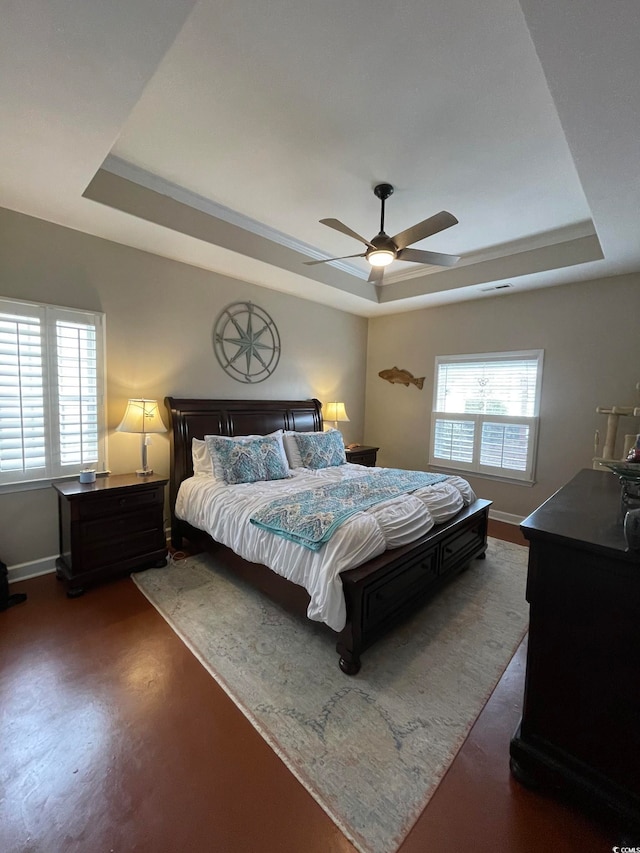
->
[165,396,491,674]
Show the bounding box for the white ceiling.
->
[1,0,639,317]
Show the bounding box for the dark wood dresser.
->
[510,468,640,838]
[345,445,379,466]
[53,473,168,597]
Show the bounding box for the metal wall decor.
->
[214,301,281,383]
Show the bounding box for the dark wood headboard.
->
[164,397,323,522]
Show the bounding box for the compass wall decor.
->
[213,301,281,383]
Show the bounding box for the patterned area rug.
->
[132,536,528,853]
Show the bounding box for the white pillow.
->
[282,431,304,468]
[192,431,289,479]
[192,437,213,476]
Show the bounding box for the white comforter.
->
[175,464,476,632]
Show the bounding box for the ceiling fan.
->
[305,183,460,283]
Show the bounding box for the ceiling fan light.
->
[368,249,395,267]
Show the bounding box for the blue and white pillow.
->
[195,430,289,479]
[293,429,346,469]
[205,435,290,485]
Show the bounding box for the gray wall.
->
[365,274,640,518]
[0,208,368,568]
[4,202,639,569]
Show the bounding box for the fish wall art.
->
[378,367,425,390]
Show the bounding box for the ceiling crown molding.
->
[102,156,369,279]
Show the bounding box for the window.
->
[0,297,106,487]
[430,350,543,483]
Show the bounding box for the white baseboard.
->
[489,509,524,526]
[8,556,57,584]
[8,526,173,585]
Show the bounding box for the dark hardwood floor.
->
[0,521,614,853]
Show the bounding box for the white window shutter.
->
[430,350,543,483]
[0,298,106,486]
[0,307,47,478]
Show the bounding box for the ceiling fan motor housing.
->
[368,233,397,253]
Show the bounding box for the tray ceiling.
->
[1,0,639,316]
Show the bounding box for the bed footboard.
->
[336,499,491,674]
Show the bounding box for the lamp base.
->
[136,468,153,476]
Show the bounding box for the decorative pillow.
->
[293,429,346,469]
[194,430,289,478]
[205,435,290,485]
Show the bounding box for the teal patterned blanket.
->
[249,469,449,551]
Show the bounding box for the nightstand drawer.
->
[80,527,167,570]
[80,507,163,544]
[345,446,379,467]
[78,485,164,519]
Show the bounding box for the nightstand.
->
[53,473,168,597]
[345,445,379,467]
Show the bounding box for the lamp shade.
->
[324,401,350,424]
[116,399,166,434]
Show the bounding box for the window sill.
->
[429,464,535,487]
[0,471,110,496]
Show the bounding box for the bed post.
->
[336,636,362,676]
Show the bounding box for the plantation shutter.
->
[0,306,47,478]
[53,313,100,469]
[435,356,540,417]
[0,298,105,486]
[431,351,543,482]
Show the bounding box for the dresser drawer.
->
[78,485,164,519]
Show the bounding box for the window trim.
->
[429,349,544,485]
[0,296,107,491]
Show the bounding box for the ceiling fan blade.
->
[368,266,385,284]
[396,247,461,267]
[392,211,458,251]
[320,218,375,248]
[304,253,366,266]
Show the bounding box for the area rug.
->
[132,537,528,853]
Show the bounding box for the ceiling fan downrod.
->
[374,183,394,234]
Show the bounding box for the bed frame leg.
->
[336,623,362,675]
[339,655,361,675]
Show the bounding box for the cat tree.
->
[593,383,640,467]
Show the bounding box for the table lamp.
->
[324,401,350,433]
[116,399,166,475]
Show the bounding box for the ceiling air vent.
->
[480,283,513,292]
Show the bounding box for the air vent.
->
[480,283,513,292]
